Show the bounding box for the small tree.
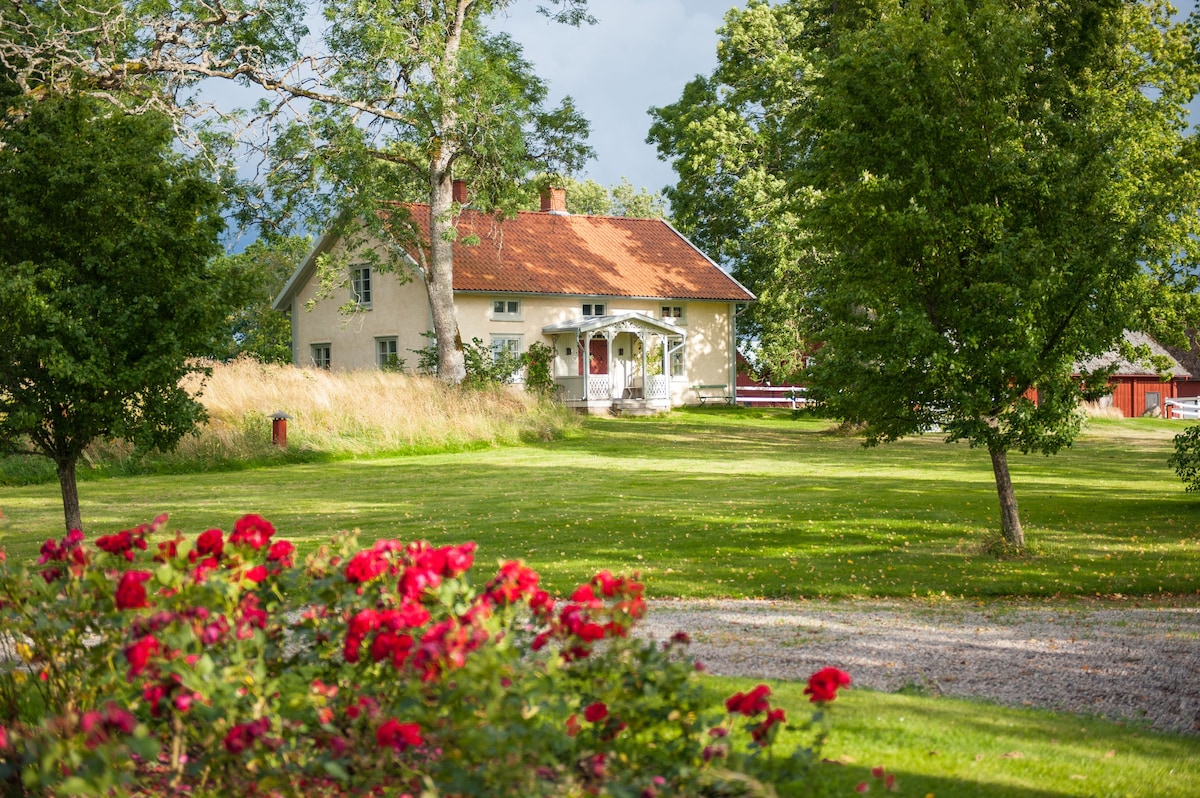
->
[1169,425,1200,492]
[0,95,231,531]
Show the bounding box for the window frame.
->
[490,334,523,360]
[376,337,400,370]
[582,302,606,317]
[491,298,522,321]
[350,266,372,308]
[311,343,332,370]
[660,305,686,324]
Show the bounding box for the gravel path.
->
[637,599,1200,736]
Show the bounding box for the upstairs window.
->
[582,302,606,317]
[661,305,685,323]
[492,299,522,320]
[351,267,372,307]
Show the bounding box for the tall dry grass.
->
[0,359,576,484]
[185,358,572,457]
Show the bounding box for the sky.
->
[495,0,1200,196]
[495,1,744,194]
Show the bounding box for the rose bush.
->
[0,514,851,796]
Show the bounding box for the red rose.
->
[584,702,608,723]
[267,540,295,568]
[115,571,153,610]
[229,514,274,550]
[804,667,852,703]
[240,565,269,584]
[192,528,224,561]
[725,684,771,716]
[124,635,160,679]
[376,718,422,751]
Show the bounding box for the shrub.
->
[0,515,848,796]
[1169,424,1200,492]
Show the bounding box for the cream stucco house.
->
[272,185,755,413]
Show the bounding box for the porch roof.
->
[542,312,684,337]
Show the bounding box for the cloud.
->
[498,1,737,192]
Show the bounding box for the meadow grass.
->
[0,358,577,483]
[2,401,1198,796]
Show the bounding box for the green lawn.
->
[717,676,1200,798]
[3,408,1199,796]
[2,408,1196,601]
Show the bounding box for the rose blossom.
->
[228,514,274,550]
[804,666,852,703]
[376,718,422,751]
[115,571,153,610]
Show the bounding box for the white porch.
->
[543,313,685,415]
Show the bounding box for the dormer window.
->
[582,302,606,317]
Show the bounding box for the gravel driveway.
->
[637,599,1200,736]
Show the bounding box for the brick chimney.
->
[452,179,470,205]
[540,186,568,215]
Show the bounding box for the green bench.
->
[696,384,733,405]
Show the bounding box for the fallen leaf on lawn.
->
[1104,750,1116,758]
[1070,775,1086,780]
[974,754,984,762]
[1000,752,1024,759]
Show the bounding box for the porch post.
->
[606,332,615,399]
[581,333,589,401]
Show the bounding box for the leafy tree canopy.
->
[651,0,1200,546]
[0,93,234,531]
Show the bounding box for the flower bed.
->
[0,514,853,796]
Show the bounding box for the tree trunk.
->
[427,169,466,383]
[988,444,1025,548]
[56,456,83,533]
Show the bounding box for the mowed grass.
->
[1,407,1197,601]
[4,408,1199,796]
[713,676,1200,798]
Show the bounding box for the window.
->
[376,337,400,370]
[490,334,522,360]
[492,299,522,320]
[582,302,606,317]
[670,349,684,377]
[661,305,685,324]
[311,344,331,370]
[350,267,372,307]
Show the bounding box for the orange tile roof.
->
[396,205,755,302]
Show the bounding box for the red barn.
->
[1076,331,1190,417]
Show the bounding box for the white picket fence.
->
[735,385,809,409]
[1165,398,1200,420]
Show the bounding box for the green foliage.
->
[0,514,835,796]
[523,341,558,398]
[462,337,523,389]
[211,237,310,364]
[411,331,441,376]
[1168,424,1200,492]
[0,93,230,530]
[653,0,1200,544]
[541,176,669,218]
